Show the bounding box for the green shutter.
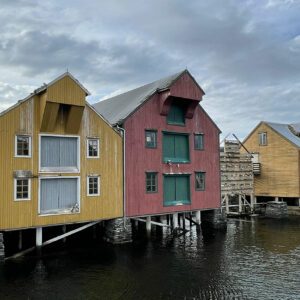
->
[167,100,186,125]
[163,132,189,163]
[163,134,175,161]
[175,134,189,161]
[163,175,191,206]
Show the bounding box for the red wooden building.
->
[94,70,221,222]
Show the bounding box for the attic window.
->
[15,135,31,157]
[258,132,267,146]
[167,99,186,126]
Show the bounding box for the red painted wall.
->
[124,73,220,217]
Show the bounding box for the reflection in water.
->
[0,217,300,299]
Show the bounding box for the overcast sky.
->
[0,0,299,139]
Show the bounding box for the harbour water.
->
[1,217,300,299]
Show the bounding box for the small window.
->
[167,99,186,126]
[194,133,204,150]
[195,172,205,191]
[145,130,157,148]
[14,179,31,201]
[146,172,158,193]
[87,138,99,158]
[87,176,100,196]
[15,135,31,157]
[258,132,267,146]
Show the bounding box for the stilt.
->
[225,195,229,213]
[36,227,43,255]
[250,193,255,212]
[275,196,279,202]
[182,213,186,231]
[189,213,192,228]
[178,213,181,227]
[298,198,300,207]
[18,230,22,250]
[167,214,170,225]
[62,225,67,243]
[238,194,242,213]
[0,232,4,259]
[196,210,201,225]
[173,213,178,229]
[146,216,151,236]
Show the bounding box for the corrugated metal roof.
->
[266,122,300,148]
[92,70,188,125]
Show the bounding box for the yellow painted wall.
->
[242,122,300,198]
[0,77,123,230]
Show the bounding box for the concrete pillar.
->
[196,210,201,225]
[225,195,229,213]
[173,213,178,228]
[275,197,279,202]
[18,230,23,250]
[36,227,43,248]
[146,216,151,235]
[298,198,300,207]
[238,195,242,213]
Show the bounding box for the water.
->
[1,217,300,300]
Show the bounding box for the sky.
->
[0,0,299,139]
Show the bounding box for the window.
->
[258,132,267,146]
[14,179,30,201]
[146,172,158,193]
[163,175,190,206]
[87,138,99,158]
[15,135,31,157]
[194,133,204,150]
[195,172,205,190]
[167,99,186,126]
[87,176,100,196]
[39,135,80,172]
[162,132,190,163]
[39,177,80,215]
[145,130,157,148]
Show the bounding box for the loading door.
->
[163,175,190,206]
[40,178,79,215]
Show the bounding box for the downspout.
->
[117,125,126,229]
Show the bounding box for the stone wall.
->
[266,202,288,218]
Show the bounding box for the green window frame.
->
[195,171,205,191]
[167,100,186,126]
[163,174,191,206]
[162,131,190,163]
[194,133,204,150]
[146,172,158,193]
[145,130,157,148]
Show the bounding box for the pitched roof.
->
[92,70,202,125]
[266,122,300,148]
[0,72,90,117]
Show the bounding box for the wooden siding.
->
[242,123,300,198]
[124,75,220,217]
[46,76,86,106]
[0,80,123,230]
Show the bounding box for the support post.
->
[146,216,151,236]
[36,227,43,255]
[275,196,279,202]
[0,232,4,259]
[196,210,201,225]
[182,213,186,231]
[178,213,181,227]
[238,194,242,213]
[62,225,67,243]
[225,195,229,213]
[18,230,22,250]
[298,198,300,207]
[189,213,192,228]
[250,193,255,212]
[173,213,178,229]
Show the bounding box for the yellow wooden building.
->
[242,121,300,205]
[0,72,123,233]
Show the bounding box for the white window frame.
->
[258,132,267,146]
[15,134,32,158]
[87,175,100,196]
[39,134,80,173]
[38,176,81,216]
[14,178,31,201]
[86,138,100,158]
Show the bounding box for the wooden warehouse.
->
[0,72,123,251]
[242,121,300,205]
[93,70,221,227]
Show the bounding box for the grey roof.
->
[93,70,198,125]
[266,121,300,148]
